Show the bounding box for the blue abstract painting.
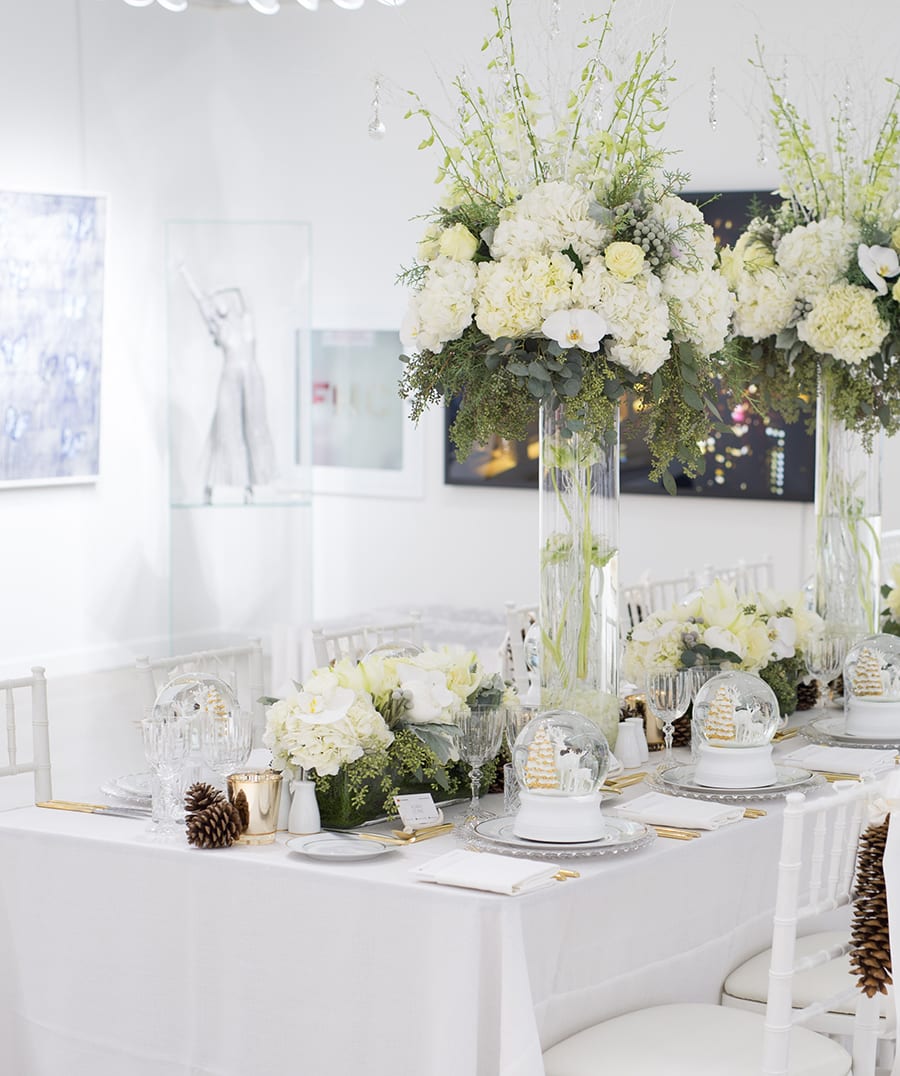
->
[0,191,106,486]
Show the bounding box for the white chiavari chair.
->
[310,612,424,669]
[0,666,52,803]
[543,781,884,1076]
[500,601,538,695]
[135,639,266,741]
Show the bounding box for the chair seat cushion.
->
[542,1003,851,1076]
[723,931,891,1018]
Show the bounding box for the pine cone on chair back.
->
[186,800,245,849]
[185,781,225,817]
[849,816,893,997]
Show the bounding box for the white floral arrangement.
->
[623,579,824,713]
[881,565,900,636]
[398,1,733,488]
[264,645,505,777]
[721,52,900,442]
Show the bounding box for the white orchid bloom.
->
[294,685,356,726]
[858,244,900,296]
[766,615,797,659]
[541,308,609,352]
[702,626,743,659]
[396,664,458,724]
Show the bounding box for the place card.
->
[393,793,442,830]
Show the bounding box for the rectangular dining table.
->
[0,772,806,1076]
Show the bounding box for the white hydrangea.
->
[574,260,671,375]
[775,217,858,300]
[731,268,799,342]
[475,252,574,339]
[661,264,734,355]
[490,180,610,263]
[797,282,888,365]
[649,195,718,268]
[400,256,477,355]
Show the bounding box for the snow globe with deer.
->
[843,635,900,738]
[510,709,610,842]
[691,672,781,788]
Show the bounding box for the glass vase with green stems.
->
[538,404,620,749]
[815,367,882,639]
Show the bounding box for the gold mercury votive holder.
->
[227,769,283,845]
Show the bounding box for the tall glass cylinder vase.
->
[815,374,882,638]
[539,404,620,749]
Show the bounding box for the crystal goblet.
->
[141,715,193,838]
[199,708,253,788]
[454,705,504,834]
[805,633,849,712]
[644,668,692,762]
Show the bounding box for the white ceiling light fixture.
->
[123,0,406,10]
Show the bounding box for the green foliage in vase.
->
[758,654,805,719]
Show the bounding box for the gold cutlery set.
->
[600,771,647,795]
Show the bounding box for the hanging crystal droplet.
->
[550,0,561,37]
[708,67,718,131]
[757,123,768,165]
[368,77,386,140]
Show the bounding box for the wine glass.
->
[141,715,193,838]
[644,668,692,762]
[199,708,253,788]
[805,633,849,712]
[454,705,504,834]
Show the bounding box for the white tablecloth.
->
[0,785,792,1076]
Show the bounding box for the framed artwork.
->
[309,329,424,498]
[165,219,311,505]
[0,190,106,487]
[444,189,815,502]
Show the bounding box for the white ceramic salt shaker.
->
[288,777,321,835]
[626,717,650,763]
[615,722,643,769]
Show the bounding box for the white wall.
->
[0,0,898,676]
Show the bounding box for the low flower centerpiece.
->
[721,52,900,636]
[399,1,733,745]
[263,647,505,828]
[622,578,824,720]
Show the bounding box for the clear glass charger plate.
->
[286,834,397,861]
[469,816,656,860]
[648,764,823,802]
[799,714,900,750]
[101,772,153,808]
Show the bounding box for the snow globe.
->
[510,709,610,842]
[153,672,240,724]
[691,672,780,788]
[843,635,900,738]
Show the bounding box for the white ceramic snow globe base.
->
[510,710,610,843]
[843,635,900,738]
[691,672,780,788]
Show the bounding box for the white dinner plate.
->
[471,816,655,860]
[101,772,153,807]
[800,714,900,750]
[286,834,397,861]
[650,763,819,802]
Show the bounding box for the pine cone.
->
[185,781,225,818]
[849,816,892,997]
[795,680,819,711]
[671,713,692,749]
[186,800,244,849]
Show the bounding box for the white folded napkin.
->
[410,849,559,895]
[612,791,743,830]
[782,744,898,777]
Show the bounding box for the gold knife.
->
[37,799,151,820]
